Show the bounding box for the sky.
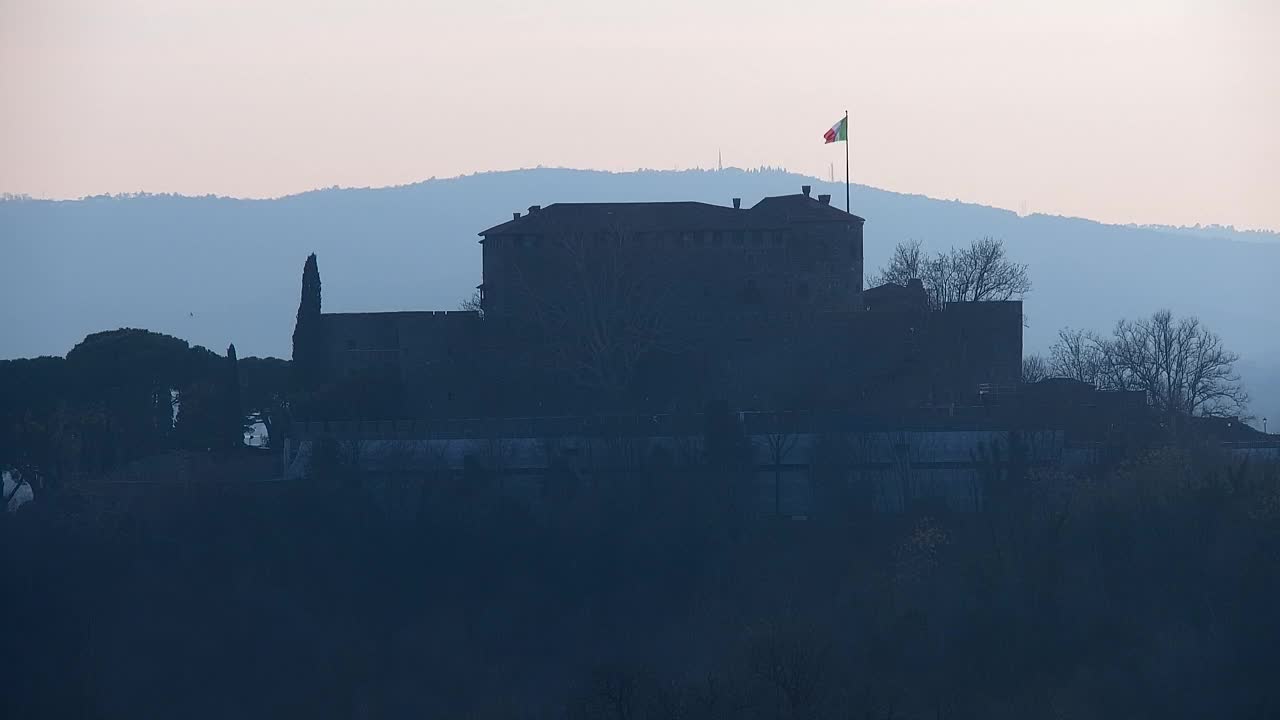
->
[2,0,1277,230]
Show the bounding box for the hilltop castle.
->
[315,185,1022,418]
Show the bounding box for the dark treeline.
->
[0,329,290,485]
[3,426,1278,718]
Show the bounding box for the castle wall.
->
[320,311,484,416]
[283,426,1069,514]
[317,299,1023,418]
[482,217,864,327]
[668,301,1023,411]
[314,194,1018,419]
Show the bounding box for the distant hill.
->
[3,167,1276,425]
[1128,223,1280,245]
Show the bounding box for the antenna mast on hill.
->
[718,149,723,171]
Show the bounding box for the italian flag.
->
[823,116,847,144]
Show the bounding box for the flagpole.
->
[844,109,850,214]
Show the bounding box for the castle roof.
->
[746,194,864,224]
[479,191,864,236]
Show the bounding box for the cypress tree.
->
[292,253,323,390]
[225,344,247,448]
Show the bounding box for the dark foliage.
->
[0,356,69,476]
[2,443,1277,718]
[292,253,324,391]
[224,344,247,449]
[1,330,291,482]
[239,356,292,447]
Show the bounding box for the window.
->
[750,230,764,246]
[712,231,723,246]
[796,281,810,300]
[732,230,744,246]
[771,230,785,247]
[346,339,356,350]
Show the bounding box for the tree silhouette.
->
[291,253,324,391]
[872,237,1031,308]
[224,344,246,449]
[868,238,926,288]
[65,328,193,464]
[1047,327,1109,385]
[239,356,291,448]
[1021,354,1051,383]
[1105,309,1247,419]
[1048,312,1248,420]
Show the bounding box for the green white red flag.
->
[823,116,847,144]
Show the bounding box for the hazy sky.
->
[2,0,1277,229]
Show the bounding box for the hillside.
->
[3,168,1276,424]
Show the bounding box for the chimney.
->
[801,185,811,198]
[818,194,831,205]
[512,211,521,220]
[528,205,541,214]
[732,197,741,209]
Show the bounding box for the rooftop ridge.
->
[479,190,864,235]
[321,310,480,318]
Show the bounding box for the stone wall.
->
[320,310,484,416]
[316,298,1023,417]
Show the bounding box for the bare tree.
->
[1103,309,1247,418]
[872,237,1031,308]
[1021,354,1051,383]
[938,236,1032,304]
[868,239,925,288]
[458,289,484,318]
[1047,327,1110,386]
